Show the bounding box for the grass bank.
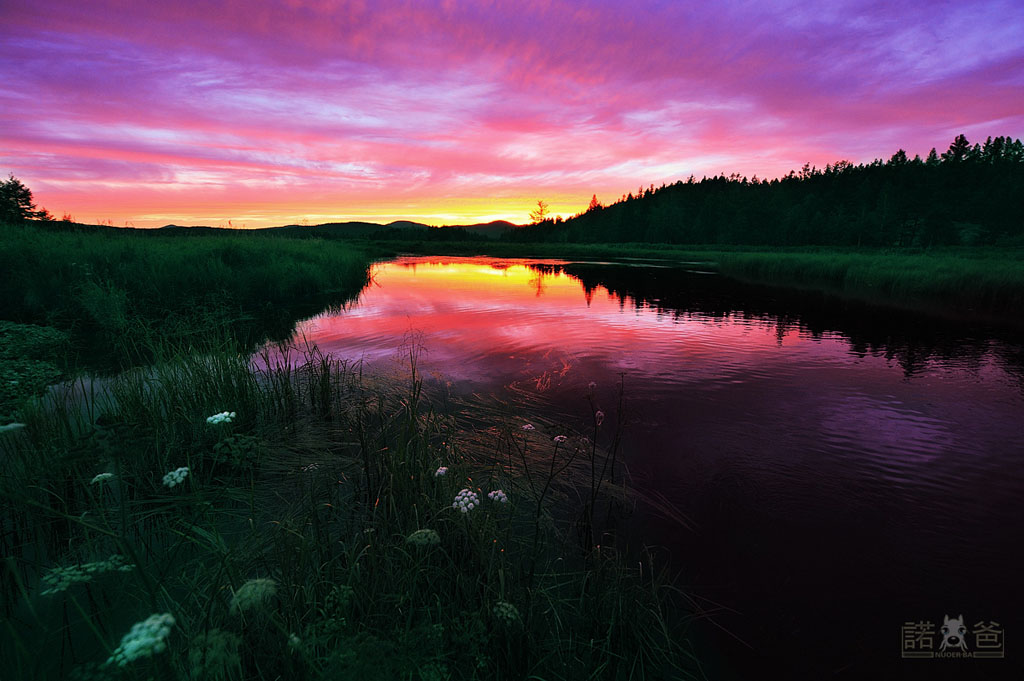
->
[0,222,381,363]
[1,333,698,680]
[707,248,1024,322]
[373,240,1024,323]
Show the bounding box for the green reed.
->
[0,221,377,365]
[0,333,699,680]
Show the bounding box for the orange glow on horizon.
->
[38,194,585,229]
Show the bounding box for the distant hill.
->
[158,224,222,234]
[33,218,520,239]
[152,219,518,239]
[446,220,517,238]
[265,221,430,239]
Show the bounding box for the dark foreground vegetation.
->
[1,328,695,680]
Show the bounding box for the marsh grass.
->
[0,221,376,367]
[709,248,1024,318]
[1,334,699,680]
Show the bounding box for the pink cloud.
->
[2,0,1022,226]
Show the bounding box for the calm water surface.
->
[290,256,1024,679]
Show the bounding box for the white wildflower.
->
[434,466,448,477]
[553,435,567,443]
[41,555,134,595]
[521,424,535,431]
[487,489,508,504]
[230,578,277,614]
[106,613,175,667]
[206,411,236,425]
[406,529,441,547]
[588,381,597,390]
[595,410,605,426]
[452,488,480,514]
[91,472,115,485]
[493,600,520,625]
[162,467,189,488]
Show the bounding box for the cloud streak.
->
[2,0,1022,226]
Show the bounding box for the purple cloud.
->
[2,0,1021,225]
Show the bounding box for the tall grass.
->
[1,335,700,680]
[708,248,1024,319]
[0,222,377,362]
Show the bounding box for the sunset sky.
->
[2,0,1023,228]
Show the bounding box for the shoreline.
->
[366,240,1024,328]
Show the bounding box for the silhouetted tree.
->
[941,134,972,163]
[529,199,550,224]
[1,174,51,222]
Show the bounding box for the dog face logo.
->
[940,614,968,652]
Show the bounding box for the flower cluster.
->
[90,472,115,485]
[487,489,508,504]
[493,600,520,625]
[230,578,277,614]
[406,529,441,547]
[452,488,479,513]
[162,466,189,489]
[206,411,236,425]
[106,613,175,667]
[41,555,134,595]
[434,466,448,477]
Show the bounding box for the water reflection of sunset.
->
[295,256,801,388]
[290,256,1024,473]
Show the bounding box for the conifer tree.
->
[941,134,972,163]
[0,174,50,222]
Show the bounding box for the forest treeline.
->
[507,134,1024,247]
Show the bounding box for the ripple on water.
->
[816,394,959,488]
